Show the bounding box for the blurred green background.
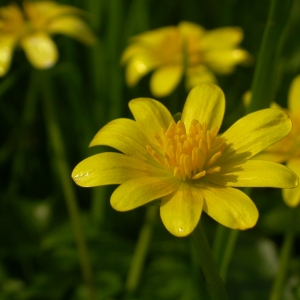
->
[1,0,300,299]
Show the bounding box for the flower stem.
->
[191,222,229,300]
[125,206,158,297]
[39,70,95,300]
[269,207,298,300]
[247,0,293,113]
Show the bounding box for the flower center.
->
[147,119,227,181]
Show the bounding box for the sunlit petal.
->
[200,182,258,229]
[150,65,182,97]
[283,159,300,207]
[205,159,298,188]
[181,83,225,130]
[21,32,58,69]
[111,176,178,211]
[160,182,203,237]
[0,35,16,76]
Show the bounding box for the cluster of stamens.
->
[146,119,227,181]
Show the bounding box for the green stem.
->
[125,206,158,297]
[269,207,298,300]
[247,0,293,113]
[39,70,95,300]
[191,222,229,300]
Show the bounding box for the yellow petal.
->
[160,182,203,237]
[200,183,258,229]
[0,35,16,76]
[178,21,205,37]
[185,65,217,90]
[253,151,289,163]
[21,32,58,69]
[283,159,300,207]
[89,118,150,162]
[150,65,182,97]
[111,176,179,211]
[72,153,157,187]
[121,44,147,64]
[125,51,159,87]
[132,26,175,45]
[201,27,244,50]
[47,16,97,45]
[181,83,225,130]
[204,49,250,74]
[219,108,292,165]
[288,75,300,113]
[205,159,298,188]
[129,98,173,149]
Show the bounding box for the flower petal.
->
[21,32,58,69]
[199,183,258,229]
[201,27,244,50]
[47,16,97,45]
[181,83,225,130]
[0,35,16,76]
[129,98,173,148]
[219,108,292,165]
[89,118,150,161]
[150,65,182,97]
[111,176,179,211]
[283,159,300,207]
[288,75,300,113]
[185,65,217,90]
[160,182,203,237]
[72,152,160,187]
[205,159,298,188]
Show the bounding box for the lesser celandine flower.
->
[121,22,250,97]
[0,1,96,76]
[72,84,298,237]
[256,75,300,207]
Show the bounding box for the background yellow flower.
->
[72,84,298,237]
[0,1,96,76]
[121,22,250,97]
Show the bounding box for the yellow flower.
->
[0,1,96,76]
[255,76,300,207]
[72,84,298,237]
[121,22,250,97]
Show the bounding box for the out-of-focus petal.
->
[0,35,16,76]
[205,159,298,188]
[150,65,182,97]
[288,75,300,113]
[181,83,225,130]
[160,182,203,237]
[129,98,173,149]
[178,21,205,38]
[201,27,244,50]
[111,176,179,211]
[47,16,97,45]
[21,32,58,69]
[185,65,216,90]
[219,108,292,165]
[200,182,258,229]
[72,152,164,187]
[283,159,300,207]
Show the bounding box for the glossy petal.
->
[200,183,258,229]
[0,35,16,76]
[111,176,179,211]
[201,27,244,50]
[89,118,150,161]
[185,65,216,90]
[288,75,300,113]
[129,98,173,149]
[160,182,203,237]
[72,152,162,187]
[47,16,97,45]
[283,159,300,207]
[205,49,249,74]
[205,159,298,188]
[219,108,292,165]
[181,83,225,130]
[21,32,58,69]
[150,65,182,97]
